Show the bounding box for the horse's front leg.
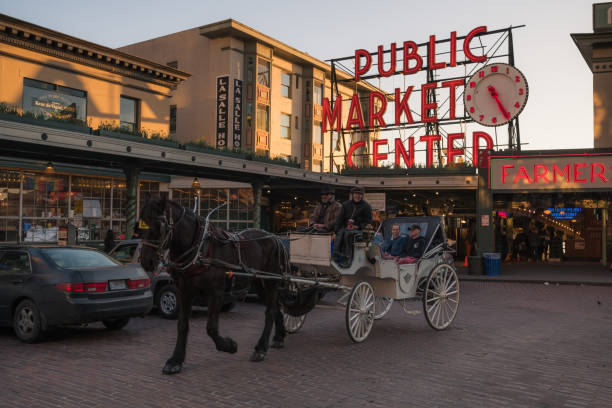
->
[163,280,192,375]
[250,282,278,362]
[271,298,286,349]
[206,276,237,353]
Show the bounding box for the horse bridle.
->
[140,205,186,270]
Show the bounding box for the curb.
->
[458,275,612,286]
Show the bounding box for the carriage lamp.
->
[44,162,55,173]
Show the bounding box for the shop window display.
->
[0,170,21,242]
[22,173,69,242]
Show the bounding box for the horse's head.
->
[139,197,169,272]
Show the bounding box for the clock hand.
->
[487,85,511,119]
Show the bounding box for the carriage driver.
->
[309,186,342,233]
[332,186,373,267]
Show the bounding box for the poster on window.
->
[233,79,242,149]
[216,76,229,149]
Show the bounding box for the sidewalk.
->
[456,261,612,286]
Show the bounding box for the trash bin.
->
[483,253,501,276]
[467,256,484,275]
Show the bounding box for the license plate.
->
[109,280,127,290]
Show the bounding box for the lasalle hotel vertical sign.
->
[216,76,229,149]
[216,76,243,149]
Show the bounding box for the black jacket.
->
[405,236,426,258]
[334,199,373,233]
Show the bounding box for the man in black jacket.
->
[332,186,373,267]
[404,224,426,259]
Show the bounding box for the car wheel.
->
[156,284,178,319]
[221,301,236,313]
[13,299,43,343]
[102,318,130,330]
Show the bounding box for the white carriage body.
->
[289,232,440,300]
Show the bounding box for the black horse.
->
[139,197,292,374]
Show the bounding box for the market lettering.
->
[323,26,488,134]
[345,131,493,168]
[498,162,610,185]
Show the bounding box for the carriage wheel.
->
[423,263,460,331]
[281,307,307,334]
[345,281,375,343]
[374,297,393,320]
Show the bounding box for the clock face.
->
[464,63,528,127]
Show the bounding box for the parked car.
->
[109,240,239,319]
[0,245,153,343]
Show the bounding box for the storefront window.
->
[22,78,87,123]
[0,171,21,242]
[22,173,69,242]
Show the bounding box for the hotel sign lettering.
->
[491,155,612,190]
[216,76,229,149]
[233,79,243,149]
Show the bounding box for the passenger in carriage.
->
[332,186,373,267]
[381,224,407,259]
[405,224,427,257]
[396,224,426,264]
[309,186,342,233]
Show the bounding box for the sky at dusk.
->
[1,0,596,152]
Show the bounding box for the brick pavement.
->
[1,282,612,408]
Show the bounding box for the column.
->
[602,207,608,266]
[251,180,263,229]
[123,166,141,239]
[476,151,494,255]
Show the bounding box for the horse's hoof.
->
[249,350,266,362]
[271,341,284,349]
[220,337,237,354]
[162,362,183,375]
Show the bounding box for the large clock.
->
[463,63,528,127]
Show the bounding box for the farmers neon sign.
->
[323,26,495,168]
[491,155,612,190]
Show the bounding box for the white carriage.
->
[283,216,460,343]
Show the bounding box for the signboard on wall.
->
[216,76,229,149]
[594,2,612,32]
[365,193,385,212]
[233,79,243,149]
[491,154,612,191]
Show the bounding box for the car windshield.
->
[40,248,121,269]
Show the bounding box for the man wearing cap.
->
[333,186,373,267]
[404,224,426,259]
[309,186,342,233]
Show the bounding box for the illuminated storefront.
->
[0,160,167,245]
[488,151,612,263]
